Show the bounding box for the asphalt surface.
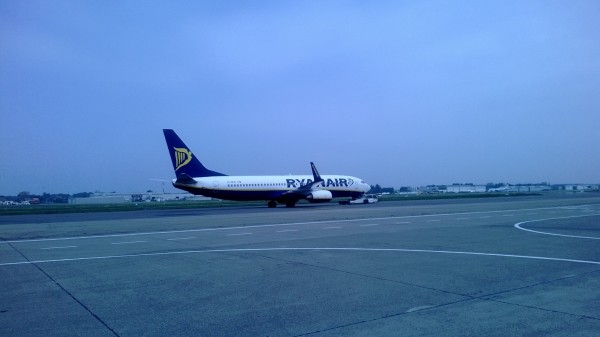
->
[1,194,599,336]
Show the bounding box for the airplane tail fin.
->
[163,129,227,178]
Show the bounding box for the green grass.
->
[0,193,540,216]
[0,200,264,215]
[378,192,540,202]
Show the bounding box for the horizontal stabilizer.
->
[175,173,197,184]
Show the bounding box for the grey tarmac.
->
[1,194,599,336]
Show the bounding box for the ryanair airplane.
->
[164,129,370,207]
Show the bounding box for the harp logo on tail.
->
[173,147,193,171]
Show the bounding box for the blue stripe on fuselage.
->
[176,185,362,201]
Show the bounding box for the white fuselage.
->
[173,174,370,201]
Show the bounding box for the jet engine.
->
[306,190,333,203]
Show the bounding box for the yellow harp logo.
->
[173,147,193,171]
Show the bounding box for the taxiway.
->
[1,195,599,336]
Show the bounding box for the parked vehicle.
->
[339,194,379,205]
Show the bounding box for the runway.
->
[1,195,599,336]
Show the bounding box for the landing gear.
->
[267,200,296,208]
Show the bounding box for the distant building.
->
[446,185,486,193]
[70,195,129,204]
[506,185,551,193]
[69,192,211,204]
[563,184,599,192]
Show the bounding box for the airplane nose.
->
[362,182,370,192]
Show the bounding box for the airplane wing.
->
[296,162,325,191]
[277,162,332,206]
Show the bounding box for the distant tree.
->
[17,191,30,201]
[381,187,395,194]
[72,192,93,198]
[486,183,505,189]
[368,185,396,194]
[46,194,70,203]
[368,184,382,194]
[147,190,153,193]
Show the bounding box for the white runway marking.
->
[456,218,469,220]
[502,214,515,217]
[426,220,440,222]
[111,241,147,245]
[395,222,411,224]
[276,229,298,233]
[2,247,599,267]
[323,227,342,230]
[5,205,596,244]
[479,216,492,219]
[407,305,434,313]
[41,246,77,250]
[228,233,253,236]
[167,237,195,241]
[514,214,600,240]
[360,224,379,227]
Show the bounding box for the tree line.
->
[0,191,95,204]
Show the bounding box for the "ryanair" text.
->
[286,178,352,188]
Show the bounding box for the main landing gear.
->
[267,200,297,208]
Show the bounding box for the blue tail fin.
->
[163,129,227,178]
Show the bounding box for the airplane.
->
[163,129,370,208]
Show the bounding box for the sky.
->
[1,1,599,195]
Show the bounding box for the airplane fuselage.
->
[163,129,370,207]
[173,174,369,201]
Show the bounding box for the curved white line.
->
[3,204,599,244]
[514,214,600,240]
[1,247,598,267]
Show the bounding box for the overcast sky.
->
[1,1,599,195]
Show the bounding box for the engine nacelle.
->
[307,190,333,203]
